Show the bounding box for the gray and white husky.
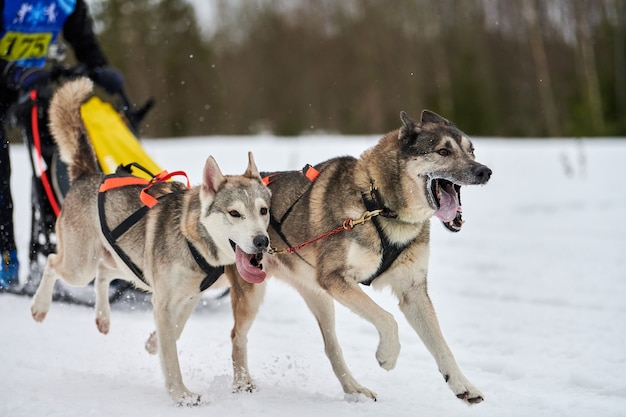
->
[30,78,271,406]
[226,110,491,405]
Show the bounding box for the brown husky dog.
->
[226,110,491,405]
[30,78,272,406]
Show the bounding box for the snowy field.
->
[1,135,625,417]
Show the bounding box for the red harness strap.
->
[99,176,149,191]
[99,170,191,207]
[302,164,320,181]
[261,174,274,186]
[140,170,190,207]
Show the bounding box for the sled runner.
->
[8,64,156,305]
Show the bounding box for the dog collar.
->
[361,179,398,218]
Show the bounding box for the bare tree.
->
[574,0,606,133]
[522,0,560,136]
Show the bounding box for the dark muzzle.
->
[473,164,492,184]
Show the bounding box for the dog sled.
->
[8,64,157,305]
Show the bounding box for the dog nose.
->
[253,235,269,252]
[473,165,492,184]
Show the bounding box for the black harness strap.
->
[189,241,225,292]
[265,164,319,228]
[360,185,411,286]
[266,165,320,267]
[98,186,150,285]
[109,205,150,240]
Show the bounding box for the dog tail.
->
[48,77,98,183]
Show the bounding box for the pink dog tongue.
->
[235,246,267,284]
[434,183,460,222]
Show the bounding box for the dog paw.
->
[30,302,49,323]
[376,336,401,370]
[339,374,377,401]
[175,392,203,407]
[31,309,47,322]
[232,366,256,393]
[232,380,256,393]
[445,373,484,405]
[456,390,484,405]
[30,304,48,323]
[145,331,157,355]
[95,317,110,334]
[345,385,377,401]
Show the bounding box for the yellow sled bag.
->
[81,96,161,180]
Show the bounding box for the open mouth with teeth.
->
[230,240,267,284]
[428,178,464,232]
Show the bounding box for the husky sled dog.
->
[226,110,491,405]
[30,78,272,405]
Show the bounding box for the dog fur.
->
[30,78,272,406]
[226,110,491,405]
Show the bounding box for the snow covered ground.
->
[1,135,625,417]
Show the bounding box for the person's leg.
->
[0,106,20,289]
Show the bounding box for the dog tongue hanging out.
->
[234,248,265,283]
[433,180,461,223]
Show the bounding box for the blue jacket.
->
[0,0,107,96]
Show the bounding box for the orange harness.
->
[99,168,190,208]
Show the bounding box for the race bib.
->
[0,31,52,61]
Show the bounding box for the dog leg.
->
[32,236,101,322]
[176,296,202,339]
[296,284,378,400]
[395,282,484,405]
[143,296,200,356]
[151,291,202,406]
[93,265,118,334]
[31,254,60,322]
[227,265,266,393]
[320,275,401,372]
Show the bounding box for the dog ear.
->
[399,111,420,144]
[202,156,226,196]
[244,151,262,180]
[421,109,452,126]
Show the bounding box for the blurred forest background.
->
[77,0,625,138]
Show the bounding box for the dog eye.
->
[260,207,268,215]
[437,149,451,156]
[228,210,241,218]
